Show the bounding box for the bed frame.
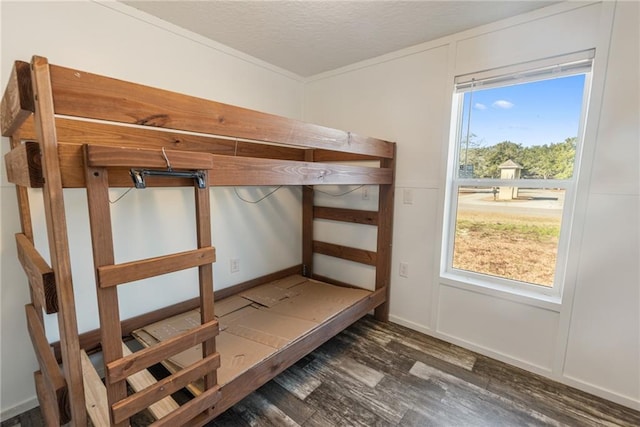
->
[1,55,396,426]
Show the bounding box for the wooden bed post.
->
[302,150,315,277]
[374,144,396,321]
[30,55,88,426]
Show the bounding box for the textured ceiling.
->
[121,1,558,77]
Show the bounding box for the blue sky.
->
[460,74,586,148]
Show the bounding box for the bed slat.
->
[80,350,110,427]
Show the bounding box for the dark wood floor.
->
[3,315,639,426]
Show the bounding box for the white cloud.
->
[492,100,514,109]
[474,103,487,110]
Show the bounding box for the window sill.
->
[439,273,562,312]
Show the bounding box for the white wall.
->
[0,1,304,419]
[304,1,639,410]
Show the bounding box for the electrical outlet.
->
[399,262,409,278]
[230,258,240,274]
[362,186,370,200]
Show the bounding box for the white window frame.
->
[441,51,594,301]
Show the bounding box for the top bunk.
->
[2,56,395,190]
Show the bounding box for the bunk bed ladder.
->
[82,145,221,426]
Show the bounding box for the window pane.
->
[457,75,585,180]
[452,187,565,287]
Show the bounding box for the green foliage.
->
[459,137,576,179]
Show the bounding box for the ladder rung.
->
[112,352,220,424]
[151,385,221,427]
[121,342,180,420]
[98,247,215,288]
[107,319,219,383]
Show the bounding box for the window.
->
[443,52,593,296]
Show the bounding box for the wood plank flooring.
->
[3,315,639,426]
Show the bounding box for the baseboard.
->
[389,314,433,335]
[0,396,39,423]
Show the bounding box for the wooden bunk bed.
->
[1,55,396,426]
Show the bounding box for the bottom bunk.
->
[81,274,386,426]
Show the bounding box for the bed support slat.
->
[97,247,216,288]
[80,350,110,427]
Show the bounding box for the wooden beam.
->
[55,117,305,159]
[194,171,217,393]
[9,131,35,242]
[374,145,396,322]
[4,141,44,188]
[16,233,58,313]
[1,61,33,136]
[80,350,110,427]
[313,206,379,226]
[121,342,180,420]
[34,371,61,426]
[302,150,314,277]
[25,304,66,396]
[84,158,128,426]
[106,319,219,383]
[31,55,87,426]
[85,144,214,170]
[97,247,216,288]
[48,63,393,158]
[112,352,220,423]
[209,154,393,186]
[313,240,377,266]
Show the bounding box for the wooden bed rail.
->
[5,142,393,188]
[2,58,394,158]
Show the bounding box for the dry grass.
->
[452,210,561,287]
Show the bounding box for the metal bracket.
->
[129,169,207,189]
